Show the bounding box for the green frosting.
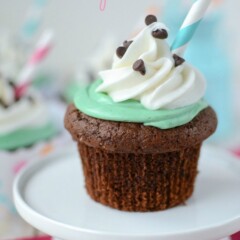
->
[0,122,58,151]
[74,80,208,130]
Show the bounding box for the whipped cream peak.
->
[97,15,206,110]
[151,22,169,32]
[113,21,171,69]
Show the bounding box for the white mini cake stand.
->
[13,145,240,240]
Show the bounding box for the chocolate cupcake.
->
[65,15,217,212]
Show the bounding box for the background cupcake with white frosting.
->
[0,29,60,152]
[0,75,57,151]
[0,31,58,239]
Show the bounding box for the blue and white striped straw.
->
[21,0,49,41]
[171,0,212,56]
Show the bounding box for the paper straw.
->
[15,31,53,98]
[99,0,107,11]
[21,0,49,41]
[171,0,212,56]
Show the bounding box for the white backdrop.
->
[0,0,168,73]
[0,1,238,76]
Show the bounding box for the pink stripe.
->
[99,0,107,11]
[232,148,240,158]
[230,146,240,240]
[18,236,52,240]
[229,149,240,240]
[231,231,240,240]
[15,82,30,99]
[30,45,52,64]
[12,160,27,174]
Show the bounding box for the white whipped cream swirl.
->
[0,78,49,135]
[97,22,206,110]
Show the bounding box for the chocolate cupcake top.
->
[65,104,217,153]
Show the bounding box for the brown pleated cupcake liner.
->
[78,142,201,212]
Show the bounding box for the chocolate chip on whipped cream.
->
[133,59,146,75]
[173,54,185,67]
[145,15,157,26]
[152,28,168,39]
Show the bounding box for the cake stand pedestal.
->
[13,145,240,240]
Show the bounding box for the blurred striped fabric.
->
[16,231,240,240]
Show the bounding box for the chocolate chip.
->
[152,29,168,39]
[123,40,133,49]
[145,15,157,26]
[116,46,127,58]
[133,59,146,75]
[173,54,185,67]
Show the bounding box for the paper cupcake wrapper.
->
[78,142,201,212]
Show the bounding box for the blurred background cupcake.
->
[0,31,64,239]
[0,1,71,238]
